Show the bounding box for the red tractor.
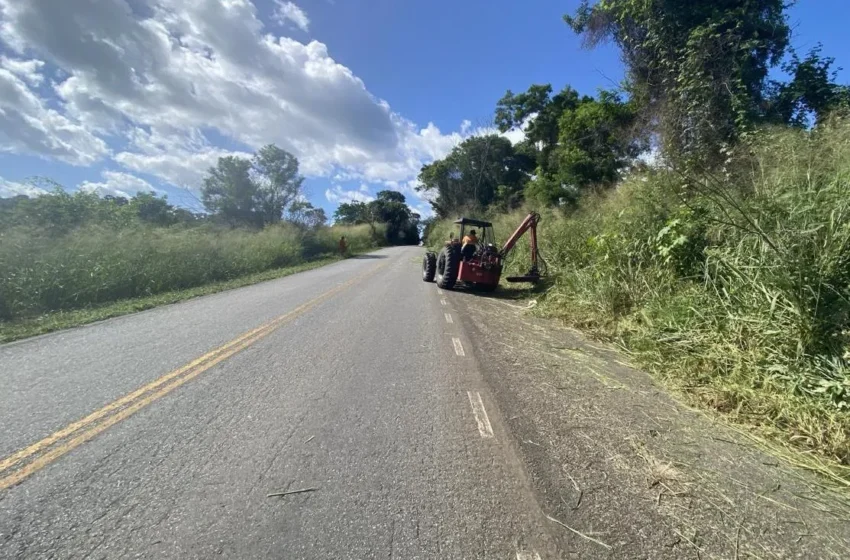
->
[422,212,543,291]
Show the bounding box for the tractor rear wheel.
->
[422,252,436,282]
[435,245,460,289]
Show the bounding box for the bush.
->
[0,221,379,321]
[425,120,850,471]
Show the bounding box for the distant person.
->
[339,236,348,257]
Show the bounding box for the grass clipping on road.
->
[431,120,850,486]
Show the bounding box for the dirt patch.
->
[453,292,850,559]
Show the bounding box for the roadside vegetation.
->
[424,1,850,482]
[0,146,418,340]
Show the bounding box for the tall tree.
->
[565,0,790,167]
[417,135,534,217]
[201,145,304,227]
[201,156,258,226]
[251,145,304,225]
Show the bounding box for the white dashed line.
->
[444,313,453,324]
[452,337,465,356]
[516,552,542,560]
[437,288,444,295]
[467,391,494,438]
[440,299,447,306]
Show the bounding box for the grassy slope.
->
[428,123,850,485]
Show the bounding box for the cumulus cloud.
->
[79,170,160,198]
[0,0,474,208]
[0,177,47,197]
[325,185,374,204]
[0,66,109,165]
[0,56,44,85]
[274,1,309,32]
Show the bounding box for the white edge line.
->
[516,552,542,560]
[444,313,453,324]
[467,391,494,438]
[452,337,465,357]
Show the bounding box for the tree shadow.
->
[350,254,388,259]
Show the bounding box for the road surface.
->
[0,247,556,559]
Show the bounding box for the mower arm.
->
[499,212,542,283]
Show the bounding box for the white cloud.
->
[0,0,472,206]
[78,170,160,198]
[0,56,44,86]
[0,67,109,165]
[114,126,252,189]
[0,177,47,197]
[324,185,374,204]
[274,1,309,32]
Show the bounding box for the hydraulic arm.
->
[500,212,543,283]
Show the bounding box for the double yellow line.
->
[0,262,386,491]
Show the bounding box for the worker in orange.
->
[338,236,348,257]
[461,229,478,260]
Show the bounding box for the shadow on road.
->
[350,254,388,259]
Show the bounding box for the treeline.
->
[419,2,850,219]
[424,1,850,474]
[0,145,417,323]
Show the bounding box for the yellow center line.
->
[0,261,387,491]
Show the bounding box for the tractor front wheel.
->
[422,252,436,282]
[435,245,460,289]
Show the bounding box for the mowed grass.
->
[0,223,382,343]
[428,121,850,485]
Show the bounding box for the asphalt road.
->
[0,247,556,559]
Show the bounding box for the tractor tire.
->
[435,245,460,289]
[422,252,436,282]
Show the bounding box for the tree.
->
[333,201,372,226]
[764,45,850,127]
[201,156,258,226]
[417,135,534,217]
[251,145,304,225]
[371,190,418,244]
[565,0,790,167]
[201,145,304,227]
[332,192,420,245]
[496,84,583,176]
[288,200,327,229]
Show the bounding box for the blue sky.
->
[0,0,847,218]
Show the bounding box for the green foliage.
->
[201,144,304,227]
[0,221,377,322]
[332,190,421,245]
[417,135,534,217]
[425,121,850,473]
[765,45,850,127]
[566,0,790,166]
[287,200,327,229]
[0,188,199,234]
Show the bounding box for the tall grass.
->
[428,120,850,476]
[0,222,378,321]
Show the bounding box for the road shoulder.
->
[453,291,850,559]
